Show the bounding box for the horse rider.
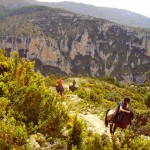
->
[72,80,76,87]
[110,97,131,125]
[57,77,63,89]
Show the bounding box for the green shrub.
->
[0,97,10,118]
[104,92,121,102]
[89,92,102,103]
[144,93,150,108]
[101,133,112,149]
[0,51,68,140]
[45,74,58,87]
[131,110,150,136]
[38,96,68,137]
[0,117,27,149]
[76,88,89,99]
[101,76,120,87]
[83,133,103,150]
[121,129,150,149]
[67,114,84,150]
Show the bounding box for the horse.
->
[56,85,64,96]
[105,109,134,134]
[69,85,78,92]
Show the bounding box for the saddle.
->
[107,109,115,121]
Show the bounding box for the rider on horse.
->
[110,97,131,125]
[72,80,76,87]
[69,80,78,92]
[57,78,63,87]
[56,77,64,93]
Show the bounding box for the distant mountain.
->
[0,0,37,8]
[39,1,150,28]
[0,0,37,18]
[0,0,150,82]
[1,0,150,28]
[0,4,150,82]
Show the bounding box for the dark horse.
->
[69,85,78,92]
[56,85,64,96]
[105,109,134,134]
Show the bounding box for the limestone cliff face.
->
[147,41,150,56]
[0,6,150,82]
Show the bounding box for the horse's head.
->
[129,109,134,120]
[126,110,134,125]
[140,116,148,126]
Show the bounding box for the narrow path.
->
[52,78,109,135]
[66,92,109,135]
[79,113,108,134]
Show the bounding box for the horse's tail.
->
[105,109,110,127]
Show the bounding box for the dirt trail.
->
[79,113,108,134]
[66,93,108,135]
[54,78,109,135]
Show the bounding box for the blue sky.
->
[36,0,150,18]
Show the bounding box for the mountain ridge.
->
[39,1,150,28]
[1,0,150,28]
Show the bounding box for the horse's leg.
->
[60,86,64,96]
[70,86,73,92]
[110,123,113,134]
[56,86,58,93]
[112,124,117,135]
[119,129,123,141]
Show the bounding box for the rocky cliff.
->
[0,6,150,82]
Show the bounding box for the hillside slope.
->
[1,0,150,28]
[0,0,37,18]
[0,51,149,148]
[40,1,150,28]
[0,0,37,8]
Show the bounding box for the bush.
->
[45,74,57,87]
[0,117,27,149]
[0,97,10,118]
[76,88,89,99]
[121,129,150,149]
[131,110,150,136]
[89,92,102,103]
[0,51,68,140]
[101,76,120,87]
[67,114,84,150]
[104,92,121,102]
[144,93,150,108]
[82,132,110,150]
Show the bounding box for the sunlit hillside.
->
[0,49,149,149]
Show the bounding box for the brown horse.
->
[105,109,134,134]
[69,85,78,92]
[56,85,64,96]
